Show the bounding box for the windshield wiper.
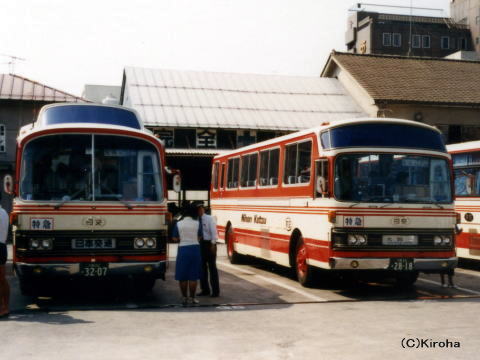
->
[53,198,70,210]
[115,197,133,210]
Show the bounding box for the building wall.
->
[347,11,472,57]
[451,0,480,53]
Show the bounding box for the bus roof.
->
[447,141,480,153]
[37,103,143,130]
[214,117,442,159]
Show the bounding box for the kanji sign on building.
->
[196,129,217,148]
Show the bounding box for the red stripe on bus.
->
[15,254,167,263]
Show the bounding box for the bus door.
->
[219,162,226,198]
[315,159,329,198]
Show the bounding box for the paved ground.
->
[2,244,480,359]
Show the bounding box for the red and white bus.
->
[448,141,480,262]
[211,118,457,287]
[6,103,174,295]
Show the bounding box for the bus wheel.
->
[295,238,315,287]
[395,272,419,288]
[19,279,38,297]
[226,227,241,264]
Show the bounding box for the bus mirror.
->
[3,174,13,195]
[173,174,181,193]
[316,176,328,196]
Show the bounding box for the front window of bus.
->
[20,134,163,202]
[334,154,451,204]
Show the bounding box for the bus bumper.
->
[330,257,457,272]
[14,261,167,279]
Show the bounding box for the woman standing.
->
[171,203,202,306]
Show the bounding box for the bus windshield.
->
[334,154,452,204]
[20,134,163,202]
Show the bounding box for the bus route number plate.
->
[343,216,364,228]
[389,258,414,271]
[80,263,109,277]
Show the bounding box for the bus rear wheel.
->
[295,238,315,287]
[226,226,242,264]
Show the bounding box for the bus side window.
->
[284,141,311,185]
[315,159,329,198]
[227,158,239,189]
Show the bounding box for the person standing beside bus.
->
[171,204,202,306]
[197,204,220,297]
[0,204,10,318]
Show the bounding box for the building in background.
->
[322,51,480,144]
[346,3,472,57]
[82,84,121,104]
[0,73,85,211]
[120,67,365,204]
[451,0,480,54]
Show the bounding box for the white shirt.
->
[199,214,218,244]
[0,207,8,244]
[176,216,200,247]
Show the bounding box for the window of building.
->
[257,131,277,143]
[174,128,196,148]
[217,129,237,149]
[259,148,280,187]
[382,33,392,47]
[284,141,312,185]
[0,125,5,152]
[412,35,421,48]
[227,157,240,189]
[212,162,219,190]
[422,35,431,48]
[392,33,401,47]
[459,37,468,50]
[240,153,258,188]
[441,36,450,50]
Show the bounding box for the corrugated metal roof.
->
[0,73,86,102]
[122,67,365,130]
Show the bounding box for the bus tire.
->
[19,278,38,297]
[295,237,315,287]
[395,272,419,288]
[226,226,242,264]
[135,278,156,293]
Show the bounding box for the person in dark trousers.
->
[197,203,220,297]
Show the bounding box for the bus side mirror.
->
[3,174,13,196]
[173,174,181,193]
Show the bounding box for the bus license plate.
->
[389,258,414,271]
[80,263,109,277]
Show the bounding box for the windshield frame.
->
[332,151,453,205]
[18,131,165,204]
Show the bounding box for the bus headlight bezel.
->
[134,237,157,249]
[347,234,368,246]
[433,235,452,246]
[29,238,53,250]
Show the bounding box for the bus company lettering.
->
[241,214,267,224]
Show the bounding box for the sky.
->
[0,0,450,96]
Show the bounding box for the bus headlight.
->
[347,234,367,246]
[29,239,40,249]
[134,238,145,249]
[145,238,156,248]
[434,235,452,246]
[41,239,53,250]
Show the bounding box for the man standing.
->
[0,203,10,318]
[197,203,220,297]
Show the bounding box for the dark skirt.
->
[175,244,201,281]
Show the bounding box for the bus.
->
[211,118,457,287]
[448,141,480,262]
[5,103,176,295]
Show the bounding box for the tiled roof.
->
[323,52,480,106]
[0,73,85,102]
[121,67,365,130]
